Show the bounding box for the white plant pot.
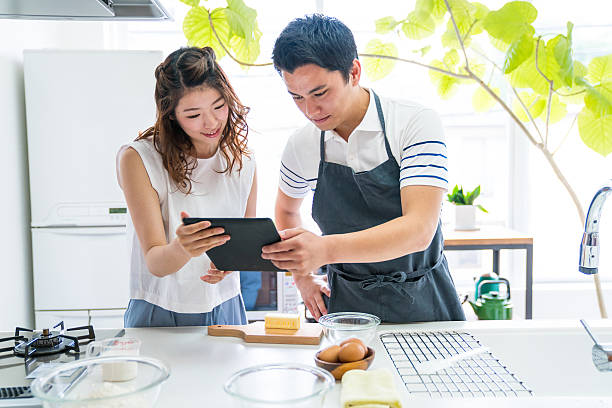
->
[454,205,477,231]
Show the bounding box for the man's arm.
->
[263,185,444,274]
[275,187,303,231]
[274,188,330,320]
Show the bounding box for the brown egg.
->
[338,342,366,363]
[339,337,367,350]
[317,345,341,363]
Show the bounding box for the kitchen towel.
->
[340,368,402,408]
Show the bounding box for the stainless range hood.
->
[0,0,172,21]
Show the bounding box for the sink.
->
[474,325,612,397]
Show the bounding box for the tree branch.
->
[443,0,470,71]
[510,86,545,143]
[552,113,578,155]
[208,11,272,67]
[465,66,542,147]
[469,47,545,143]
[358,53,471,79]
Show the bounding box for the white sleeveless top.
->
[116,138,256,313]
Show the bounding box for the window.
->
[108,0,612,288]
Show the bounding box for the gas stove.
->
[0,321,96,406]
[4,321,95,359]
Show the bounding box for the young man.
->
[261,14,465,323]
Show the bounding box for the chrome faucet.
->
[580,180,612,274]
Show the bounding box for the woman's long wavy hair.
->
[137,46,250,194]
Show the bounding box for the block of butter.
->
[264,312,301,330]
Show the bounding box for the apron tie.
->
[360,271,416,304]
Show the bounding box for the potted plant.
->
[447,185,487,230]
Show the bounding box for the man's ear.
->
[350,58,362,86]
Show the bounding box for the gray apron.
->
[312,92,465,323]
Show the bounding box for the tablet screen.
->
[182,217,285,272]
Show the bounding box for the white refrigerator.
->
[23,49,163,329]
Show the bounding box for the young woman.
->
[116,46,256,327]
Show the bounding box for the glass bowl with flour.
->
[30,355,170,408]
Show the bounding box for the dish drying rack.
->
[380,330,533,398]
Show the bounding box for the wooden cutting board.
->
[207,321,323,345]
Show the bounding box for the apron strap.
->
[372,91,394,161]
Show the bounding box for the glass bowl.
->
[223,363,334,408]
[30,355,170,408]
[318,312,381,347]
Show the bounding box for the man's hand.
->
[261,228,330,275]
[200,262,233,284]
[293,273,331,321]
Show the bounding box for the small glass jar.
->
[318,312,381,347]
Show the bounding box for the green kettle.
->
[469,278,513,320]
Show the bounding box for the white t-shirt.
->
[116,138,256,313]
[279,89,448,198]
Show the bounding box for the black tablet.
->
[182,217,285,272]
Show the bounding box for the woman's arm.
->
[118,147,228,277]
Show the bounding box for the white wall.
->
[0,20,106,330]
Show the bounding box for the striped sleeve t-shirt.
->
[278,90,448,199]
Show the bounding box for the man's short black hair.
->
[272,14,358,83]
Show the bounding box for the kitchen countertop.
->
[128,319,612,407]
[3,320,612,407]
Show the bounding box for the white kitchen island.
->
[122,319,612,407]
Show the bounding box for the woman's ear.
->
[169,113,176,120]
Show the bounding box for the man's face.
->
[281,63,357,132]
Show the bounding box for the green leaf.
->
[472,86,500,112]
[229,24,261,66]
[375,16,399,35]
[469,185,480,203]
[225,0,257,40]
[431,0,447,20]
[444,0,481,41]
[482,1,537,44]
[363,39,398,81]
[552,36,573,88]
[179,0,200,6]
[441,25,472,49]
[586,54,612,84]
[183,7,230,60]
[413,46,432,57]
[538,36,566,89]
[583,81,612,116]
[508,40,563,95]
[476,204,488,213]
[489,35,510,52]
[471,2,490,35]
[574,60,588,78]
[502,29,534,74]
[578,108,612,156]
[429,60,460,99]
[512,92,546,122]
[443,49,460,68]
[415,0,434,14]
[553,22,574,88]
[546,94,568,124]
[401,10,436,40]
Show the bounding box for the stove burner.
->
[0,321,95,359]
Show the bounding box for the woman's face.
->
[174,86,229,158]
